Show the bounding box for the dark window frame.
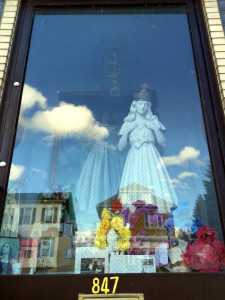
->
[0,0,225,299]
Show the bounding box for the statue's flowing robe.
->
[118,119,178,212]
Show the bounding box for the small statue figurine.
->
[118,84,178,211]
[107,228,119,252]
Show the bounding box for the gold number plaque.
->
[78,294,144,300]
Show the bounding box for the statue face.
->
[2,243,10,255]
[136,100,148,116]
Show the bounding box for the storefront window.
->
[0,5,224,275]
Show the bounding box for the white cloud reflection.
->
[170,171,198,190]
[170,178,190,190]
[178,171,198,180]
[9,164,25,181]
[19,84,109,142]
[21,84,47,111]
[161,146,200,167]
[28,101,108,141]
[16,84,48,143]
[32,168,47,178]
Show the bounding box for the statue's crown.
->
[134,83,150,101]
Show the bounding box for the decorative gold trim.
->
[78,294,144,300]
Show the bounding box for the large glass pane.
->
[0,1,5,22]
[218,0,225,11]
[0,5,224,275]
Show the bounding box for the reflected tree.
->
[193,165,223,240]
[193,194,208,226]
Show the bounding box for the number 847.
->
[92,276,119,294]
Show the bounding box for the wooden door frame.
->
[0,1,225,299]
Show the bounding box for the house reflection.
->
[96,183,178,253]
[0,192,76,274]
[118,183,177,214]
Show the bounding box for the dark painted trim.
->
[33,0,186,5]
[1,272,225,300]
[186,1,225,237]
[195,1,225,164]
[0,1,225,299]
[0,0,34,224]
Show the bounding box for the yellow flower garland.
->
[117,238,131,251]
[102,208,111,220]
[100,219,111,233]
[111,216,124,231]
[118,226,131,238]
[94,235,107,249]
[94,208,131,251]
[95,227,107,237]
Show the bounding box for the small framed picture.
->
[0,238,20,275]
[109,254,156,273]
[75,247,109,274]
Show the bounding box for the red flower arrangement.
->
[111,201,123,213]
[181,225,225,272]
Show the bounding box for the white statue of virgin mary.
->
[118,84,178,212]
